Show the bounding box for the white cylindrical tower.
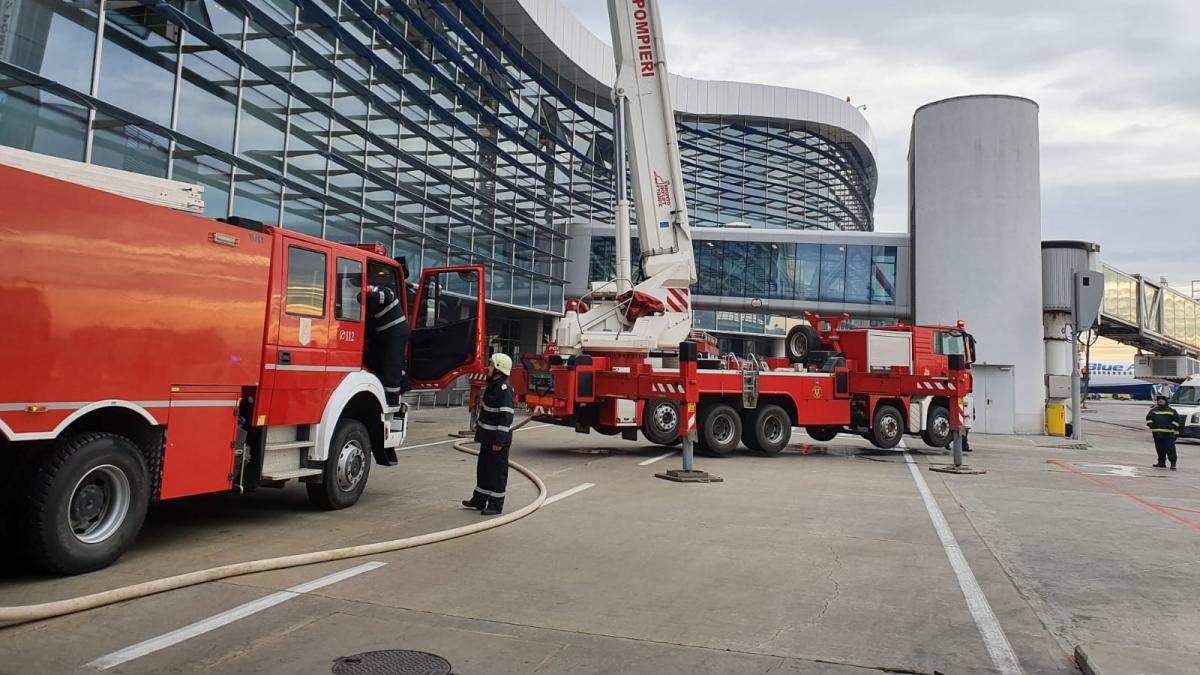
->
[910,95,1044,434]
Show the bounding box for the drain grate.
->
[332,650,452,675]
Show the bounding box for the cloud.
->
[561,0,1200,286]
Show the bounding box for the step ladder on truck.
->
[0,146,489,574]
[475,0,976,465]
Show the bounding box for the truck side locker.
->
[160,388,242,499]
[407,266,488,390]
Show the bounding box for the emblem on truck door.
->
[299,317,312,346]
[812,383,823,399]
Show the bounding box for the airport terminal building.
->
[0,0,880,355]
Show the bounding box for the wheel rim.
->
[336,439,368,492]
[932,415,950,441]
[880,414,900,440]
[653,403,678,434]
[69,465,131,544]
[789,332,807,356]
[712,413,735,445]
[763,415,784,444]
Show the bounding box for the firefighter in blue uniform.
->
[1147,394,1181,470]
[364,283,411,405]
[462,353,515,516]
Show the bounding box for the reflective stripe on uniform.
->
[376,314,407,331]
[384,386,402,393]
[1152,428,1177,433]
[477,422,511,432]
[374,298,399,318]
[482,404,514,414]
[474,486,505,498]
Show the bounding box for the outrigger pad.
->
[929,464,986,475]
[655,469,724,483]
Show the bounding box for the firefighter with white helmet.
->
[462,352,516,515]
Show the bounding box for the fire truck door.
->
[408,266,487,390]
[269,241,332,424]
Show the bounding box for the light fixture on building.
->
[724,221,752,228]
[750,298,764,309]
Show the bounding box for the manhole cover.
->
[332,650,452,675]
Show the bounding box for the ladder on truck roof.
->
[0,145,205,213]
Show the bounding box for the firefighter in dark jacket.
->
[1146,394,1181,470]
[364,284,411,405]
[462,353,516,516]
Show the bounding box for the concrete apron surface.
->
[1,401,1198,674]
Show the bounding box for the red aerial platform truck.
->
[0,159,487,574]
[513,314,975,456]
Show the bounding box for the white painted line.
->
[543,482,595,505]
[639,450,677,466]
[903,452,1023,675]
[86,561,386,671]
[405,424,552,450]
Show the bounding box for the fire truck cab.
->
[0,163,486,574]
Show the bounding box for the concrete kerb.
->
[1075,642,1200,675]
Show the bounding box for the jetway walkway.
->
[1098,264,1200,357]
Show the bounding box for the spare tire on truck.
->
[785,324,822,364]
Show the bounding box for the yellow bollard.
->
[1046,402,1067,436]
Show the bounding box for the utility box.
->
[1046,375,1072,399]
[865,330,913,373]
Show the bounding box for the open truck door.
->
[407,266,487,390]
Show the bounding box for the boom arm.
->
[554,0,695,353]
[608,0,696,286]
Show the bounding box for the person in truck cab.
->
[363,269,411,405]
[462,353,516,516]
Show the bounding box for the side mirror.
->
[393,256,409,281]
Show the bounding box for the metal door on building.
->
[973,365,1015,435]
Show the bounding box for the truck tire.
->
[869,405,904,449]
[21,432,150,575]
[642,399,681,446]
[785,324,822,363]
[921,405,952,448]
[745,405,791,455]
[308,419,372,510]
[805,426,841,443]
[698,403,741,457]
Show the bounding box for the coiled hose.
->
[0,418,544,628]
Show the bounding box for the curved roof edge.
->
[914,94,1040,117]
[484,0,878,196]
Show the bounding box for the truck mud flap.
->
[373,446,398,466]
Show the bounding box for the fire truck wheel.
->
[22,432,150,575]
[805,425,841,443]
[870,405,905,449]
[641,399,681,446]
[921,405,952,448]
[785,325,822,364]
[308,419,373,510]
[745,405,791,455]
[698,403,741,457]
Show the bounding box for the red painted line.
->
[1155,504,1200,516]
[1047,459,1200,532]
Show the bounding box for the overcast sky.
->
[561,0,1200,295]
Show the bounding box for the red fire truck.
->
[512,314,975,456]
[0,163,487,574]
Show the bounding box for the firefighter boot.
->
[481,499,504,516]
[461,493,485,510]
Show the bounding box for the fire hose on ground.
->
[0,417,543,628]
